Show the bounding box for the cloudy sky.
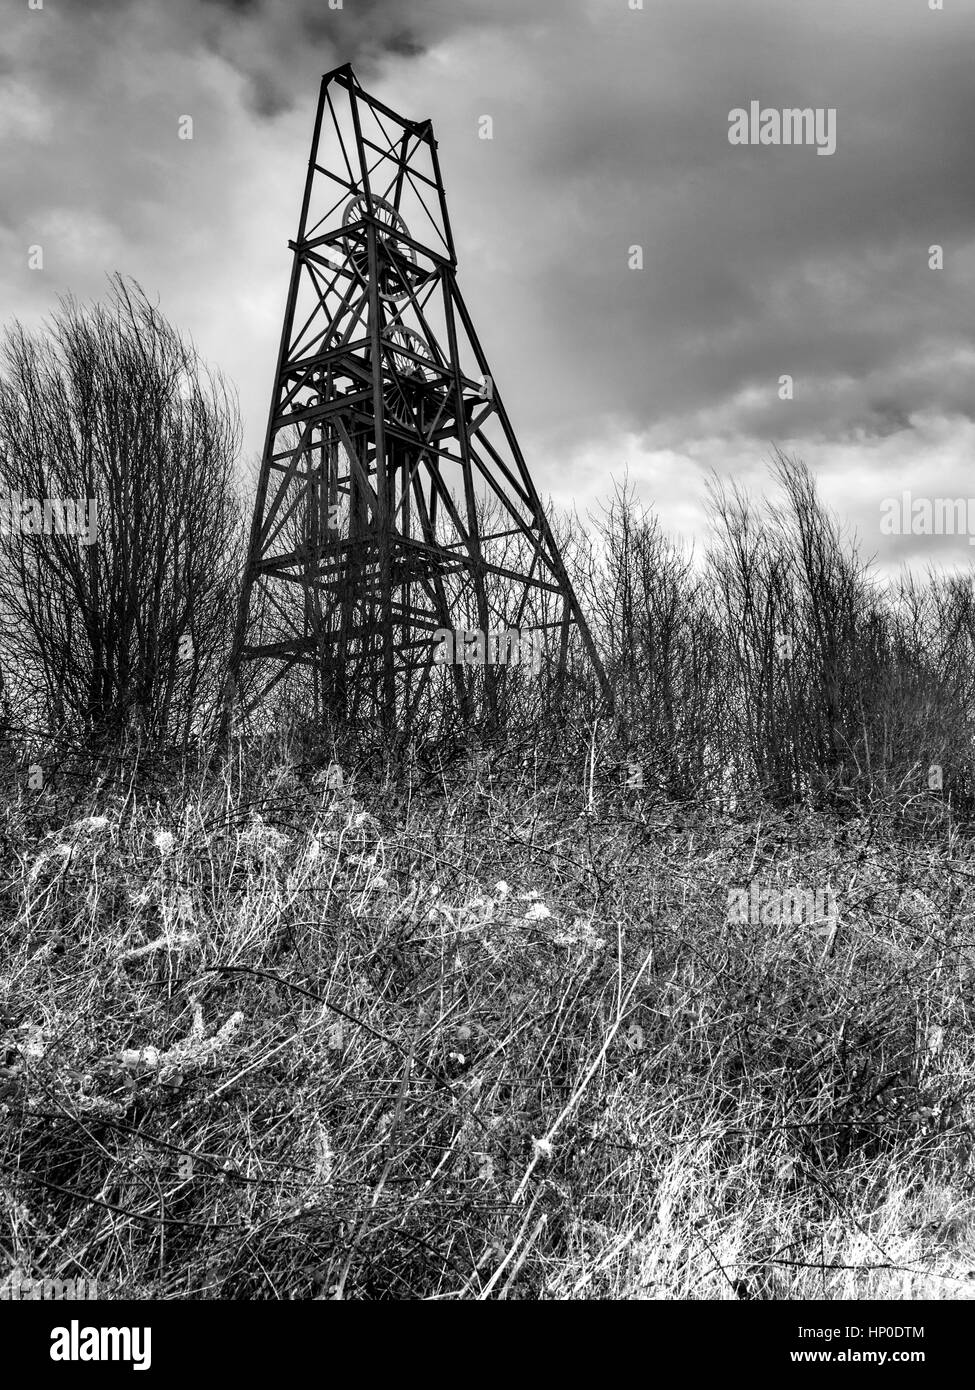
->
[2,0,974,572]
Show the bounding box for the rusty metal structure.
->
[225,64,609,734]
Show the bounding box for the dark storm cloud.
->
[3,0,974,570]
[191,0,535,120]
[486,0,975,459]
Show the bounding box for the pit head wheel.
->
[342,194,418,304]
[383,324,437,425]
[385,325,437,381]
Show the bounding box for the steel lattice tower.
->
[225,65,610,734]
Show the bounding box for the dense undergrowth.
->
[1,737,974,1300]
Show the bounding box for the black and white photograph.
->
[0,0,971,1365]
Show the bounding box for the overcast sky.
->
[3,0,974,573]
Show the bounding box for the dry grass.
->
[1,740,974,1300]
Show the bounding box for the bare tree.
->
[0,276,243,750]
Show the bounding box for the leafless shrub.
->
[0,277,243,752]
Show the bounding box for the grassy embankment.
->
[1,742,973,1299]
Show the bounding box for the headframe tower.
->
[225,65,610,733]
